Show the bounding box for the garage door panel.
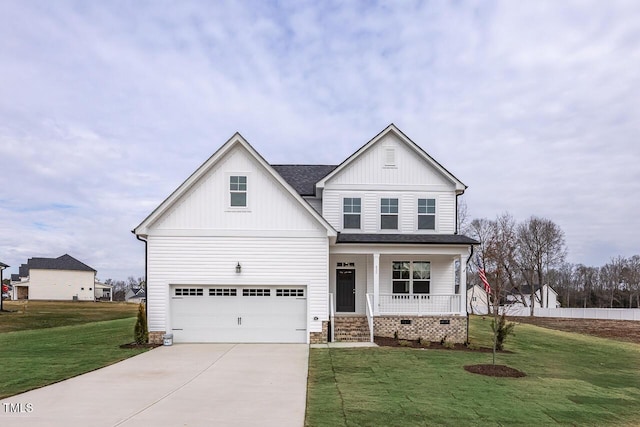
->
[170,286,307,343]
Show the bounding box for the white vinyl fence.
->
[501,306,640,321]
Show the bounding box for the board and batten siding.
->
[151,146,325,233]
[325,132,455,189]
[146,235,329,339]
[323,190,455,233]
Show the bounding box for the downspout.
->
[454,194,459,235]
[134,232,148,323]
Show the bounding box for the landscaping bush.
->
[491,313,515,351]
[134,303,148,344]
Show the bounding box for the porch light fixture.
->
[235,262,242,274]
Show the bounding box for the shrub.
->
[466,342,479,351]
[398,339,412,347]
[443,339,456,349]
[419,337,431,348]
[491,313,516,351]
[134,303,149,344]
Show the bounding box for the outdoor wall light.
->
[235,262,242,274]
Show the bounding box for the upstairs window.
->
[418,198,436,230]
[381,198,398,229]
[230,176,247,207]
[343,197,361,229]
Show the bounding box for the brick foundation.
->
[310,321,329,344]
[374,316,467,343]
[333,316,370,342]
[149,331,165,345]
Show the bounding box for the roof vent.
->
[384,147,396,167]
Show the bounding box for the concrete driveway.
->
[0,344,309,427]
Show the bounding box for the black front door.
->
[336,269,355,312]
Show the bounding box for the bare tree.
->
[457,196,469,235]
[516,216,567,315]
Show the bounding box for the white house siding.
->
[323,190,456,233]
[152,146,324,233]
[146,235,329,340]
[327,133,455,188]
[27,269,95,301]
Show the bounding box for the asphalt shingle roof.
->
[336,233,480,245]
[23,254,96,273]
[271,165,337,196]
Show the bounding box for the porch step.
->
[333,316,371,342]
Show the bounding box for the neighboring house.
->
[467,284,491,315]
[505,284,560,309]
[125,287,146,303]
[11,254,96,301]
[94,279,113,301]
[134,124,478,344]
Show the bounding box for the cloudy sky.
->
[1,1,639,281]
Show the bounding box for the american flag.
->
[476,256,491,293]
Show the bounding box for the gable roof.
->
[271,165,336,196]
[315,124,467,194]
[22,254,96,273]
[134,133,337,237]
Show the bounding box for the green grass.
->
[0,300,140,333]
[0,317,149,398]
[306,316,640,426]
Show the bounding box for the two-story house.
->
[134,124,478,344]
[11,254,97,301]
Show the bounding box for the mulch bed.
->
[119,342,162,349]
[374,336,508,353]
[464,364,526,378]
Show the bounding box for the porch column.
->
[373,253,380,315]
[459,254,468,315]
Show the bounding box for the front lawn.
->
[0,317,149,398]
[0,300,140,333]
[306,316,640,426]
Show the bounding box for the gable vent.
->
[384,147,396,167]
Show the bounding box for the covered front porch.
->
[328,244,470,343]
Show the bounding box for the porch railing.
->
[365,293,374,343]
[378,293,461,315]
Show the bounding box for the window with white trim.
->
[381,198,398,229]
[392,261,430,294]
[418,198,436,230]
[343,197,361,229]
[230,176,247,207]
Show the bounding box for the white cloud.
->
[1,0,639,279]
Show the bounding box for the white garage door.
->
[170,286,307,343]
